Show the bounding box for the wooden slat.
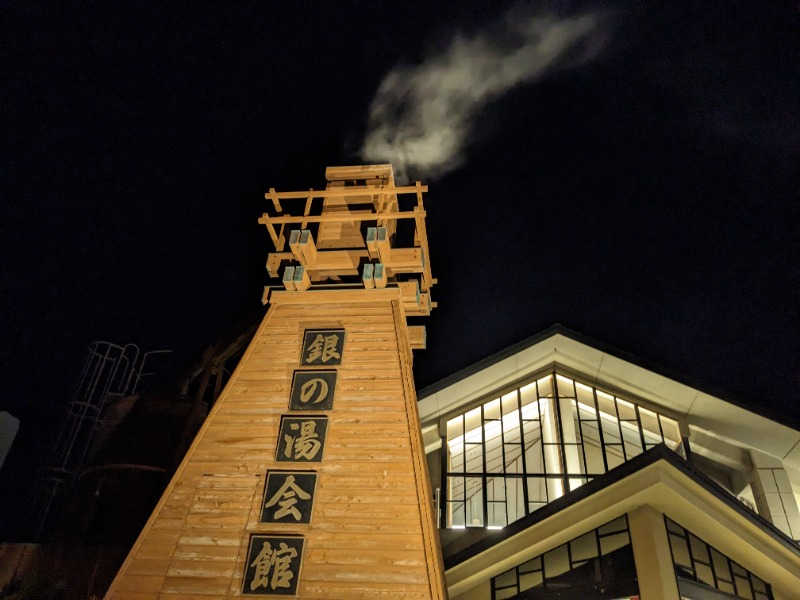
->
[106,289,445,599]
[160,575,232,595]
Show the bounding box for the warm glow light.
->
[596,389,614,402]
[447,398,549,451]
[447,376,686,533]
[450,396,671,454]
[617,397,635,409]
[556,374,575,388]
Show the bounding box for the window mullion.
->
[517,386,530,517]
[537,379,548,502]
[593,387,609,473]
[572,380,589,479]
[614,397,627,461]
[634,404,648,452]
[481,403,487,528]
[551,372,569,492]
[439,430,447,528]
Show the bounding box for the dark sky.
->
[2,0,799,439]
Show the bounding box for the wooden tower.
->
[105,165,446,599]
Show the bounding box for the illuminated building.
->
[17,164,794,599]
[419,326,800,599]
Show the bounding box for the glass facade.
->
[665,517,773,600]
[491,515,638,599]
[444,372,681,528]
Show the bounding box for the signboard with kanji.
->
[289,370,337,411]
[261,471,317,524]
[276,416,328,463]
[242,534,305,596]
[300,329,345,366]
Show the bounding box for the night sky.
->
[2,0,799,453]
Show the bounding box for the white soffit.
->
[591,350,698,413]
[418,336,559,422]
[785,440,800,465]
[689,393,800,463]
[445,459,800,598]
[419,331,800,468]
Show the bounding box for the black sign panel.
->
[261,471,317,524]
[242,534,305,596]
[276,416,328,463]
[300,329,345,366]
[289,370,337,411]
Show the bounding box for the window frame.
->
[439,369,682,529]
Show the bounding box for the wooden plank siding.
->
[105,288,446,599]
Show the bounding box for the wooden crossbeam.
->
[325,164,395,182]
[263,184,427,202]
[408,325,427,350]
[267,187,282,212]
[362,263,375,289]
[299,230,317,265]
[258,210,424,226]
[374,263,387,288]
[293,265,311,291]
[261,168,436,323]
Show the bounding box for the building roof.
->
[443,445,800,598]
[417,325,800,471]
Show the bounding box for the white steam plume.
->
[360,9,606,182]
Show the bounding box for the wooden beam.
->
[301,191,313,230]
[293,265,311,291]
[408,326,426,350]
[259,209,425,226]
[404,291,431,317]
[282,266,296,291]
[374,263,387,288]
[267,249,371,279]
[264,221,280,250]
[288,229,303,264]
[269,287,402,305]
[277,223,286,251]
[314,250,361,273]
[325,164,394,182]
[362,263,375,289]
[384,248,424,273]
[299,229,318,266]
[376,226,391,262]
[263,184,427,201]
[397,281,419,301]
[266,253,285,278]
[267,187,282,213]
[413,204,434,292]
[366,227,379,259]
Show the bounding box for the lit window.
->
[444,372,681,528]
[492,515,637,599]
[665,517,773,599]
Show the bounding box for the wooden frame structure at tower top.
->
[258,165,436,319]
